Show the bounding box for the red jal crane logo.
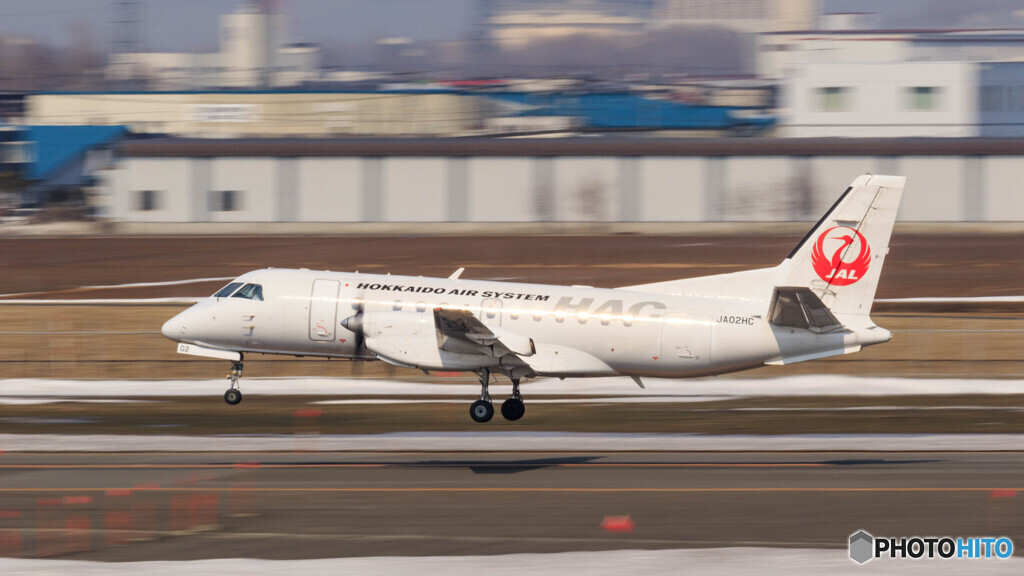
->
[811,226,871,286]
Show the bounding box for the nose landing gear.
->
[224,359,244,405]
[469,368,494,423]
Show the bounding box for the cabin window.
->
[393,300,403,311]
[416,301,427,312]
[231,283,264,301]
[213,282,242,298]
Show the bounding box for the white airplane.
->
[162,174,905,422]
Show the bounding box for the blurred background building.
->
[104,138,1024,228]
[107,1,321,89]
[3,0,1024,226]
[652,0,818,33]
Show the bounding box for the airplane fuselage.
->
[163,267,888,379]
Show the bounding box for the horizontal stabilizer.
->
[766,345,861,366]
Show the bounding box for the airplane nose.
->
[161,314,184,341]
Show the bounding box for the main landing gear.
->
[501,378,525,422]
[224,359,244,405]
[469,369,525,423]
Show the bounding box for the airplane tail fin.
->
[774,174,905,320]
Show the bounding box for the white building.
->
[653,0,818,33]
[107,2,320,89]
[759,28,1024,80]
[782,60,1024,138]
[103,138,1024,226]
[486,1,646,50]
[484,0,818,49]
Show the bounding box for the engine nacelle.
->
[360,310,432,339]
[355,311,491,371]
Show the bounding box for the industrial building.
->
[760,28,1024,80]
[106,1,320,89]
[483,0,819,48]
[26,91,773,139]
[26,91,498,138]
[652,0,818,33]
[782,61,1024,137]
[103,138,1024,228]
[1,124,127,207]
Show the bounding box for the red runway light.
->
[600,515,635,532]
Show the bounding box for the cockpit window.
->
[231,283,264,301]
[213,282,242,298]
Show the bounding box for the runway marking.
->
[4,450,1023,455]
[0,464,392,469]
[0,487,1020,493]
[0,462,828,469]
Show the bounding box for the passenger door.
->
[309,279,340,342]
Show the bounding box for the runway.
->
[0,234,1023,567]
[0,450,1022,560]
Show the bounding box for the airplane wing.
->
[433,308,535,358]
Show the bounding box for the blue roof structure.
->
[23,125,129,180]
[486,92,775,132]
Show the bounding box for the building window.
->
[816,87,852,112]
[209,190,240,212]
[1012,86,1024,111]
[905,87,942,110]
[981,86,1005,112]
[137,190,160,211]
[0,141,31,164]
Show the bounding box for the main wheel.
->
[470,400,494,423]
[501,398,525,421]
[224,389,243,405]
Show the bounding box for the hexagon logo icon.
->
[849,530,874,564]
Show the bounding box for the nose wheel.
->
[469,368,494,422]
[224,360,244,405]
[470,399,494,423]
[224,388,243,405]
